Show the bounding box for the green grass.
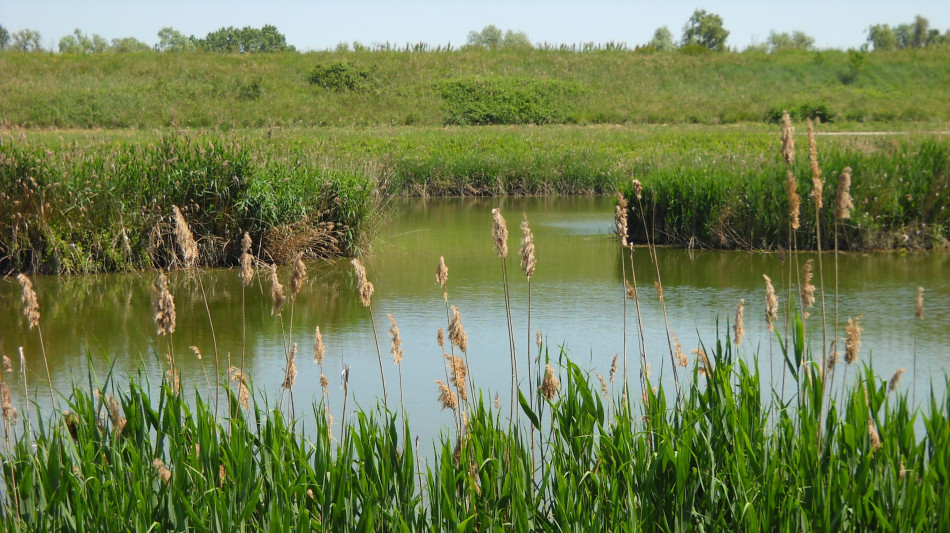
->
[2,47,950,128]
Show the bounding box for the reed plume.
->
[693,348,710,377]
[239,233,254,286]
[913,286,924,405]
[437,328,444,348]
[165,352,180,395]
[845,317,862,364]
[388,315,404,365]
[1,382,17,423]
[807,120,824,210]
[615,193,629,246]
[171,205,198,269]
[540,364,561,401]
[596,372,609,399]
[672,333,687,367]
[290,252,307,296]
[868,417,881,452]
[445,354,468,402]
[282,343,298,390]
[228,367,250,410]
[320,374,329,396]
[889,368,906,392]
[313,326,325,365]
[915,287,924,320]
[16,274,39,329]
[436,256,448,288]
[609,354,618,382]
[351,258,387,408]
[763,275,778,332]
[270,266,285,316]
[491,208,509,258]
[801,259,816,317]
[781,111,795,165]
[733,298,745,346]
[835,167,854,220]
[519,215,536,279]
[152,459,172,484]
[449,305,468,353]
[435,380,458,411]
[782,112,800,229]
[106,394,127,437]
[632,179,643,201]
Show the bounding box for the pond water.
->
[2,196,949,444]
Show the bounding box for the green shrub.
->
[307,61,376,92]
[439,77,580,125]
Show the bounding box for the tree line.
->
[1,12,948,54]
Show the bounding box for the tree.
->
[648,26,675,51]
[111,37,152,53]
[681,9,729,51]
[58,29,109,54]
[867,24,897,51]
[911,15,930,48]
[199,25,290,53]
[503,29,532,49]
[11,29,43,51]
[0,25,10,50]
[767,30,814,52]
[467,25,503,49]
[156,27,196,52]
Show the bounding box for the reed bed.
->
[1,187,949,530]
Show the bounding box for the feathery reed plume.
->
[449,305,468,353]
[228,367,250,409]
[494,392,500,409]
[672,333,688,367]
[596,372,609,399]
[536,330,542,349]
[632,179,643,201]
[609,354,618,382]
[282,343,298,389]
[868,417,881,452]
[781,111,795,165]
[152,459,172,484]
[654,281,664,302]
[320,374,329,396]
[437,328,444,348]
[436,256,448,288]
[615,193,629,246]
[915,287,924,320]
[165,352,180,395]
[540,364,561,400]
[786,170,801,230]
[171,205,198,268]
[351,258,374,307]
[1,382,17,422]
[290,252,307,296]
[807,120,824,209]
[106,394,126,437]
[845,317,862,364]
[491,208,509,258]
[763,275,778,332]
[889,368,906,392]
[389,314,403,365]
[153,273,176,336]
[733,298,745,346]
[270,266,286,316]
[801,259,816,317]
[693,348,710,376]
[16,274,39,329]
[519,215,536,279]
[189,345,202,360]
[239,233,254,286]
[445,354,468,402]
[835,167,854,220]
[435,380,458,411]
[313,326,325,365]
[1,356,11,374]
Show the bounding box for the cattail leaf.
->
[518,390,540,429]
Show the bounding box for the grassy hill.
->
[2,47,950,129]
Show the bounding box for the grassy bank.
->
[0,135,381,274]
[2,47,950,128]
[1,198,947,529]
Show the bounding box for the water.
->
[2,196,949,444]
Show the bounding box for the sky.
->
[3,1,950,52]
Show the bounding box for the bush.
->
[307,61,376,92]
[439,77,579,125]
[766,102,835,124]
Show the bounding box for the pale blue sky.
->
[3,1,949,51]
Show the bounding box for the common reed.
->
[389,314,408,429]
[492,208,519,425]
[16,274,53,404]
[733,299,745,347]
[352,258,388,409]
[239,232,255,374]
[914,286,924,405]
[519,214,538,467]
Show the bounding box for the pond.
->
[2,196,949,443]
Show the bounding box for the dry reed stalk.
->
[190,345,212,392]
[437,328,444,348]
[17,274,54,404]
[282,343,298,390]
[435,380,459,411]
[733,299,745,347]
[915,287,925,320]
[520,213,538,468]
[351,258,387,409]
[845,317,862,364]
[539,364,561,401]
[807,120,824,209]
[763,275,778,331]
[320,374,329,397]
[389,314,408,429]
[165,352,180,395]
[672,333,687,367]
[18,348,30,424]
[239,232,254,376]
[340,364,350,444]
[868,416,881,452]
[492,208,520,426]
[889,368,906,392]
[449,305,468,354]
[436,256,448,288]
[616,193,629,246]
